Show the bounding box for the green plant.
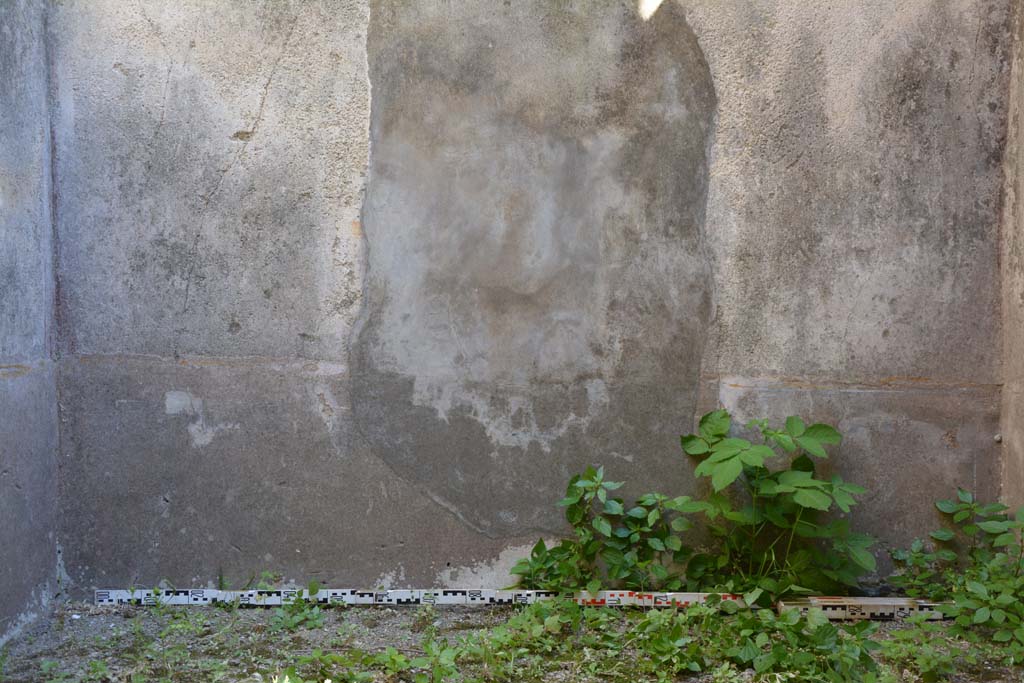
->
[513,410,874,600]
[410,636,461,683]
[271,585,325,633]
[879,616,959,681]
[411,604,437,633]
[257,570,284,589]
[728,607,879,681]
[886,490,1024,679]
[374,647,414,679]
[85,659,110,682]
[295,649,374,682]
[511,465,703,591]
[40,660,72,683]
[681,410,876,599]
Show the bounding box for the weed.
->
[513,409,875,601]
[682,410,875,599]
[411,604,437,633]
[511,465,701,592]
[889,490,1024,677]
[84,659,109,681]
[40,659,72,683]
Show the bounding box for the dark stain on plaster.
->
[352,1,716,537]
[716,0,1013,382]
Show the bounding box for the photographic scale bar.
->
[94,589,947,621]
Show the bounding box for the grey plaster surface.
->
[353,0,716,537]
[0,0,58,643]
[685,0,1014,519]
[1002,0,1024,506]
[0,0,53,362]
[0,366,58,643]
[687,0,1012,382]
[46,0,368,360]
[3,0,1020,603]
[56,355,533,592]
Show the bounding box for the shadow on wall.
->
[352,0,717,538]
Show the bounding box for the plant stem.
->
[783,508,804,571]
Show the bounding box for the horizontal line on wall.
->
[65,353,348,376]
[0,360,52,380]
[706,374,1002,393]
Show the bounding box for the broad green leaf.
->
[711,437,751,452]
[666,496,706,514]
[778,469,814,485]
[973,607,991,624]
[785,416,806,437]
[671,517,690,532]
[711,457,744,492]
[803,423,842,444]
[593,516,612,537]
[793,488,832,511]
[681,435,709,455]
[665,535,683,551]
[978,520,1011,534]
[993,532,1016,547]
[647,537,666,551]
[929,529,955,542]
[957,489,974,504]
[735,639,760,663]
[706,447,744,464]
[935,500,957,514]
[795,436,827,458]
[849,547,877,572]
[699,410,731,440]
[967,581,989,598]
[741,445,775,468]
[994,630,1013,642]
[586,579,601,594]
[626,506,647,519]
[694,460,714,478]
[602,499,624,516]
[978,502,1009,516]
[603,481,624,490]
[739,448,765,467]
[771,433,797,452]
[744,587,764,606]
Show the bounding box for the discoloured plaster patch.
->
[354,0,716,537]
[164,390,237,448]
[436,543,545,589]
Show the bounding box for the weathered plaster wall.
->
[686,0,1013,551]
[1002,0,1024,505]
[353,1,716,537]
[0,0,59,643]
[46,0,416,593]
[39,0,1020,597]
